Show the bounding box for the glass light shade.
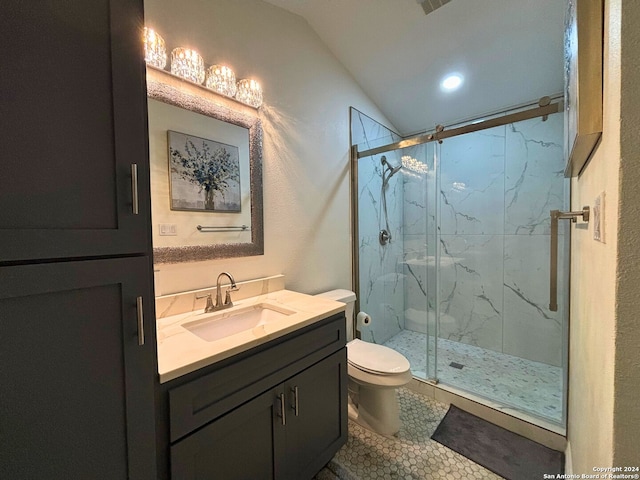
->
[171,47,205,84]
[205,65,237,97]
[143,27,167,69]
[235,79,263,108]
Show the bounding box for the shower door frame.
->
[350,96,569,428]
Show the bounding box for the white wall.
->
[145,0,394,295]
[612,0,640,465]
[567,0,640,471]
[567,0,619,459]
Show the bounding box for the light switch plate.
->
[593,192,604,242]
[159,223,177,236]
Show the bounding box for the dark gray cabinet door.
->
[0,257,158,479]
[0,0,151,262]
[285,349,348,479]
[171,387,286,480]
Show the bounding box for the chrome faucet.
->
[195,272,240,313]
[215,272,239,311]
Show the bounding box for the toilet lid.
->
[347,339,410,375]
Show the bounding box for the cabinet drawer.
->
[169,313,345,442]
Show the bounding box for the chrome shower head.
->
[388,164,402,177]
[381,156,402,184]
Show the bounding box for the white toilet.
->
[316,289,412,436]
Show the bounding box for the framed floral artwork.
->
[168,130,241,212]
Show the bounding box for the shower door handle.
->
[549,206,590,311]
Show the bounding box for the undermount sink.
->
[182,303,296,342]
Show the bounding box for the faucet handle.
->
[196,293,215,312]
[224,285,240,305]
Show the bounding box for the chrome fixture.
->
[379,156,402,246]
[549,206,590,311]
[196,224,249,232]
[379,230,391,245]
[195,272,240,313]
[381,156,402,182]
[195,292,215,313]
[215,272,239,311]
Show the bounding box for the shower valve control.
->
[379,229,391,245]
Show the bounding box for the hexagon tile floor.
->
[314,388,503,480]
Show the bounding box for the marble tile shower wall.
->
[351,110,405,344]
[402,113,567,367]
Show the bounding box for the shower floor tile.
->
[314,388,502,480]
[383,330,563,423]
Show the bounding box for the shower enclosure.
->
[350,103,569,428]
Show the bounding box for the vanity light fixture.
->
[171,47,205,84]
[143,27,167,69]
[144,31,265,108]
[205,65,237,97]
[235,79,263,108]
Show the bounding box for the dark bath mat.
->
[431,405,564,480]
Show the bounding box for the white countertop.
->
[156,289,345,383]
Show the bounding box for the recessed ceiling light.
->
[440,73,464,92]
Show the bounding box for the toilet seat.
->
[347,339,410,375]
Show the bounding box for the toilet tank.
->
[315,289,357,340]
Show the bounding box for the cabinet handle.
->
[278,393,286,426]
[131,164,139,215]
[136,296,145,346]
[291,386,299,416]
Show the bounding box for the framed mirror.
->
[146,66,263,263]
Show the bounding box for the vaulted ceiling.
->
[264,0,565,135]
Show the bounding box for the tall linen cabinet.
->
[0,1,158,478]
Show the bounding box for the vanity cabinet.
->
[161,313,348,480]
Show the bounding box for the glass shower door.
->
[393,143,438,381]
[433,112,569,426]
[354,140,438,383]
